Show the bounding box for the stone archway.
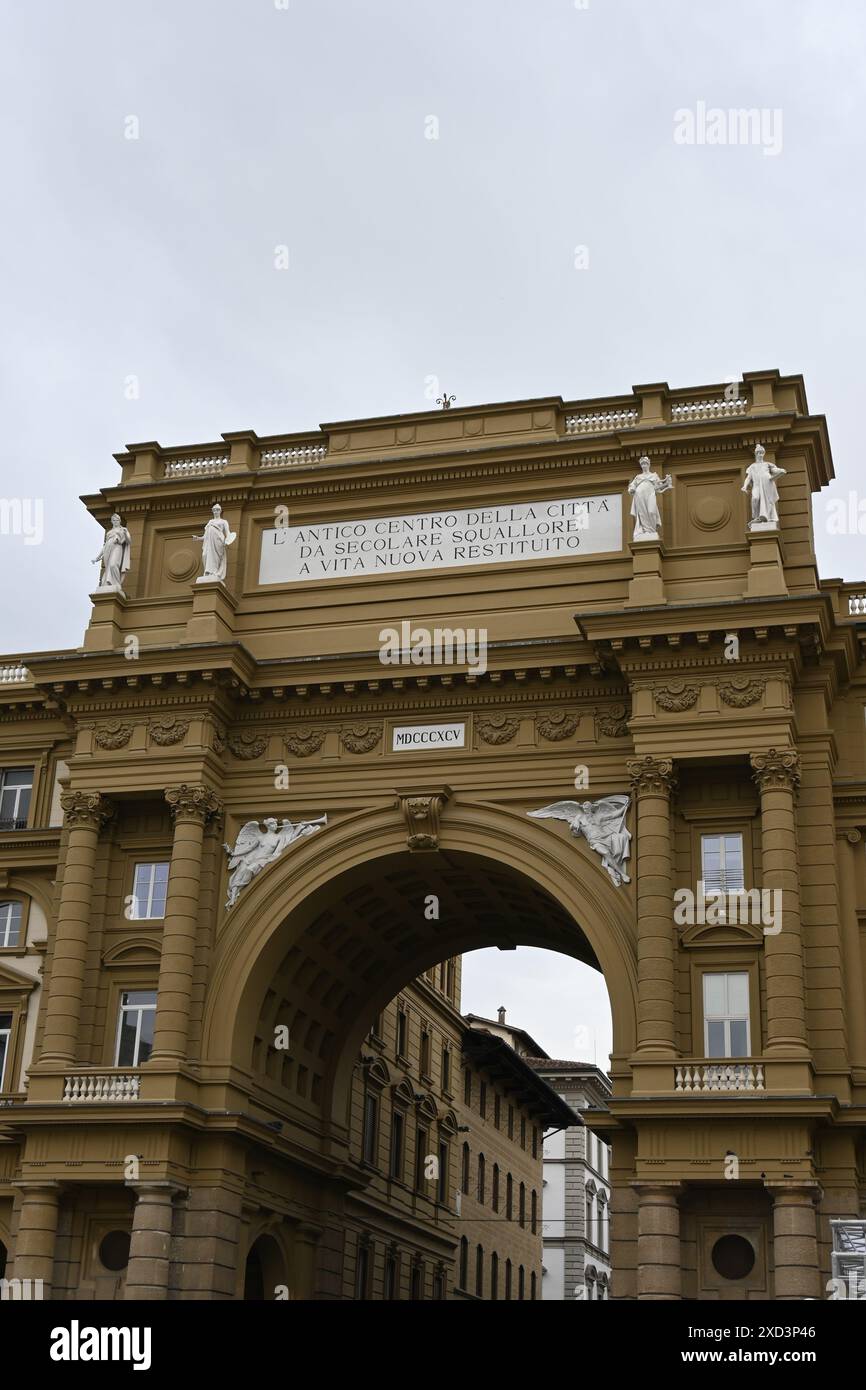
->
[202,795,636,1138]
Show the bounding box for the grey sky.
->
[2,0,864,1067]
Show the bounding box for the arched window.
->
[491,1252,499,1300]
[506,1174,513,1219]
[531,1189,538,1234]
[475,1244,484,1298]
[505,1258,513,1300]
[459,1237,468,1289]
[518,1181,526,1228]
[518,1264,525,1300]
[461,1142,470,1195]
[530,1270,537,1301]
[477,1152,486,1204]
[492,1163,500,1211]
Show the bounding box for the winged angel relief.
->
[527,796,632,887]
[224,815,327,909]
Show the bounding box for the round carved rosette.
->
[476,715,519,746]
[340,724,382,754]
[284,727,327,758]
[537,710,580,741]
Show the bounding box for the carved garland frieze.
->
[94,719,133,750]
[228,732,267,760]
[476,715,519,745]
[284,727,328,758]
[652,682,699,713]
[340,724,382,754]
[149,716,190,746]
[718,677,765,708]
[536,710,580,741]
[595,703,630,738]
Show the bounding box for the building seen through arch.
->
[0,370,865,1299]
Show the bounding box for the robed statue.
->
[224,814,327,909]
[742,444,786,528]
[194,503,237,583]
[628,456,673,542]
[528,796,632,887]
[92,513,132,594]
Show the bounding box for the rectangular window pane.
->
[703,974,726,1017]
[0,902,22,947]
[116,1010,139,1066]
[729,1019,749,1056]
[727,971,749,1017]
[706,1020,726,1056]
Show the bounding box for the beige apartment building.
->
[0,368,864,1299]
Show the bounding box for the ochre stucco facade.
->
[0,369,864,1299]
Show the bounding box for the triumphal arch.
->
[1,369,864,1299]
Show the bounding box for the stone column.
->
[150,785,221,1063]
[634,1182,682,1300]
[124,1182,181,1300]
[11,1182,61,1297]
[40,792,113,1064]
[835,829,866,1070]
[750,749,809,1057]
[627,756,677,1057]
[768,1183,821,1299]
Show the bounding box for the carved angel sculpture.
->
[527,795,632,887]
[224,814,327,909]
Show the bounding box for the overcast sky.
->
[2,0,865,1068]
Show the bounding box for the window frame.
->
[0,767,34,830]
[702,969,752,1058]
[129,861,170,921]
[114,988,158,1067]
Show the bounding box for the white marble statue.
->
[528,795,632,887]
[742,444,786,528]
[628,456,673,541]
[224,814,327,909]
[92,513,132,595]
[194,503,237,583]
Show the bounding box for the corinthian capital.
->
[60,790,113,831]
[165,784,222,825]
[750,748,800,794]
[626,755,676,799]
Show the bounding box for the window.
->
[439,962,446,992]
[461,1142,470,1195]
[446,958,455,999]
[520,1116,526,1149]
[492,1163,500,1212]
[130,862,169,920]
[598,1195,608,1252]
[370,1009,384,1040]
[475,1245,484,1298]
[491,1252,499,1300]
[0,769,32,829]
[441,1045,451,1094]
[415,1126,428,1191]
[411,1260,423,1300]
[354,1241,370,1300]
[530,1271,537,1301]
[396,1008,408,1058]
[420,1027,431,1078]
[362,1092,378,1166]
[433,1268,445,1299]
[505,1259,513,1300]
[532,1125,538,1159]
[477,1152,486,1204]
[507,1104,514,1139]
[115,990,156,1066]
[701,833,745,892]
[585,1192,595,1245]
[390,1110,405,1181]
[463,1068,472,1106]
[438,1141,448,1204]
[519,1182,526,1228]
[703,972,750,1057]
[0,901,22,948]
[518,1264,525,1300]
[384,1249,398,1299]
[506,1174,513,1220]
[0,1012,12,1090]
[531,1189,538,1235]
[459,1237,468,1290]
[479,1080,487,1119]
[494,1093,501,1129]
